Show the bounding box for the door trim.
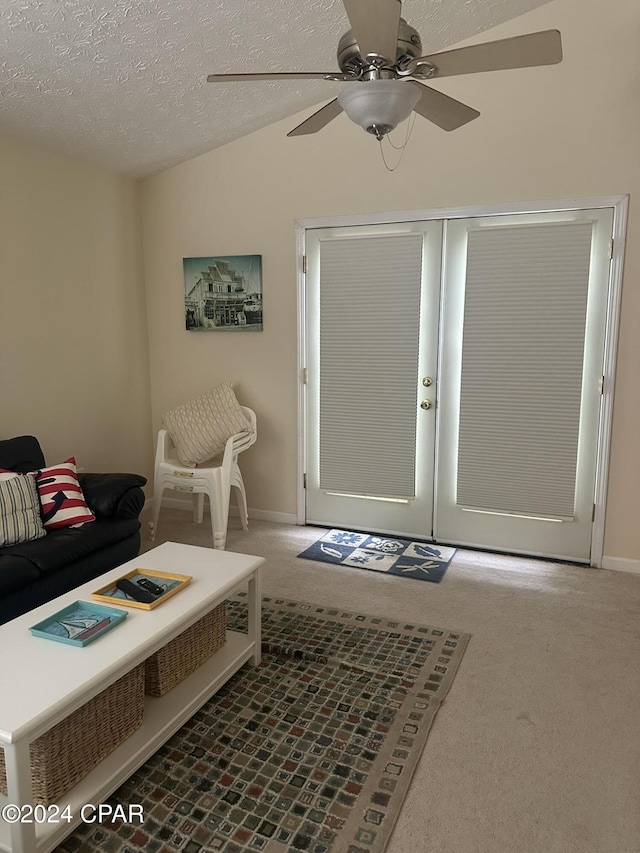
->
[590,194,628,567]
[296,194,628,567]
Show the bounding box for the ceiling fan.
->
[207,0,562,141]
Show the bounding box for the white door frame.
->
[295,194,628,568]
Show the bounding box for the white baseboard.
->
[600,555,640,574]
[144,496,297,525]
[240,508,298,524]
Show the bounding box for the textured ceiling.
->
[0,0,554,178]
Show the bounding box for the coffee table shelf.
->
[0,542,263,853]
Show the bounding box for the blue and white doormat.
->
[297,529,456,583]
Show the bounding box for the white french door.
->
[304,221,442,538]
[435,208,614,560]
[303,204,617,561]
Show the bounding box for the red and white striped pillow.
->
[34,457,95,530]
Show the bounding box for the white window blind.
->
[318,234,423,499]
[456,222,594,518]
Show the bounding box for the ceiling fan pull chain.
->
[379,111,415,171]
[379,136,403,171]
[386,111,415,150]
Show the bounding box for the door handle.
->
[421,400,432,410]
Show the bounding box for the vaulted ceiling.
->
[0,0,554,178]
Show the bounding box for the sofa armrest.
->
[0,435,46,472]
[78,473,147,520]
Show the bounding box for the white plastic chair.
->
[149,406,256,550]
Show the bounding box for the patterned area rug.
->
[57,596,469,853]
[297,530,457,583]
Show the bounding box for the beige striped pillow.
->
[0,474,47,546]
[162,383,251,466]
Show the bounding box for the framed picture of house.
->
[183,255,263,331]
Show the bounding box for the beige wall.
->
[0,134,153,480]
[141,0,639,560]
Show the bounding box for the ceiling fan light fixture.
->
[337,79,421,139]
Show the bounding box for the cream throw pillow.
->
[163,383,251,466]
[0,473,47,546]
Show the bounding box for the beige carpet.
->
[141,509,640,853]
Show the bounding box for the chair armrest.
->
[78,472,147,520]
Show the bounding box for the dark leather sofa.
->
[0,435,147,625]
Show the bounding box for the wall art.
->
[184,255,263,331]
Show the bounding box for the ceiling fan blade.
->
[287,99,344,137]
[207,72,352,82]
[409,81,480,131]
[410,29,563,78]
[342,0,402,63]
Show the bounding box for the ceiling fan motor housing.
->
[337,18,423,77]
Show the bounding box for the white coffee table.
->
[0,541,263,853]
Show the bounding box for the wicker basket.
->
[145,602,226,696]
[0,664,145,806]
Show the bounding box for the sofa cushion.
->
[0,518,140,576]
[162,382,250,466]
[0,553,42,596]
[35,458,96,530]
[0,475,47,547]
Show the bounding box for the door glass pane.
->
[318,234,423,499]
[457,222,593,519]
